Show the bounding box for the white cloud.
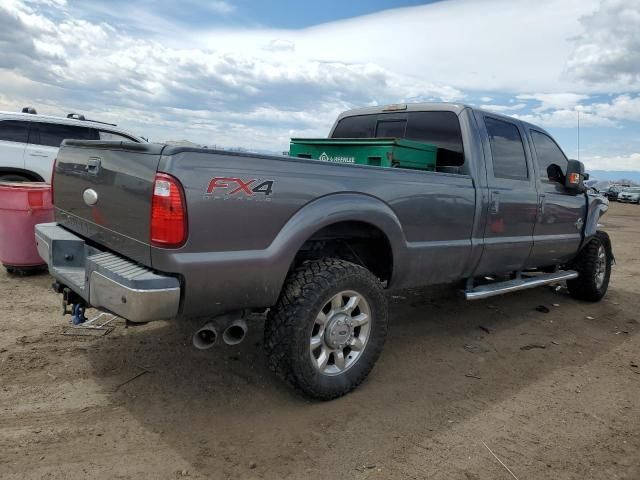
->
[508,93,640,129]
[193,0,602,93]
[589,94,640,121]
[0,0,468,150]
[25,0,67,7]
[264,39,295,52]
[516,93,590,112]
[583,153,640,171]
[514,110,616,128]
[566,0,640,89]
[0,0,638,163]
[208,1,234,14]
[480,103,526,113]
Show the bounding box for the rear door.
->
[24,122,98,182]
[0,120,30,174]
[475,115,538,275]
[526,129,586,266]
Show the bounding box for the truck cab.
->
[329,104,590,277]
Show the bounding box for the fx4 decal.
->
[205,177,274,199]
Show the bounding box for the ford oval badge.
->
[83,188,98,206]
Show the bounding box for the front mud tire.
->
[567,231,612,302]
[264,258,388,400]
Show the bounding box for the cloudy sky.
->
[1,0,639,172]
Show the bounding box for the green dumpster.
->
[289,138,437,171]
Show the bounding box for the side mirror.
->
[546,164,564,183]
[564,159,586,192]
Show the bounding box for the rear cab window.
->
[331,111,465,172]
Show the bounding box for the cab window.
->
[376,120,405,138]
[485,117,528,180]
[332,115,376,138]
[404,111,464,167]
[530,130,568,182]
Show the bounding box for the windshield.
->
[622,187,640,193]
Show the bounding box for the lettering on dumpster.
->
[319,152,355,164]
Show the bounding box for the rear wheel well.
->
[0,168,44,182]
[292,222,393,283]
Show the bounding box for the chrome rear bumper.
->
[35,223,180,322]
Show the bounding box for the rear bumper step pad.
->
[35,222,180,322]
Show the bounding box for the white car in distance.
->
[0,107,145,183]
[617,187,640,204]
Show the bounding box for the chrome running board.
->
[464,270,578,300]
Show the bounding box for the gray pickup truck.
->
[36,102,612,399]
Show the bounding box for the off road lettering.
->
[206,177,274,196]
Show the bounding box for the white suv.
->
[0,107,145,183]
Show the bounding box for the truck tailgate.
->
[53,141,165,266]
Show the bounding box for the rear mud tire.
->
[567,231,612,302]
[264,258,388,400]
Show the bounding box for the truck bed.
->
[52,141,477,317]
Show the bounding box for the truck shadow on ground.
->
[82,283,637,478]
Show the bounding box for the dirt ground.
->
[1,203,639,480]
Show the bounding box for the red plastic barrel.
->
[0,182,54,271]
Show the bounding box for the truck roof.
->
[335,102,469,120]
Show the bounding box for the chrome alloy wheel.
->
[310,290,371,376]
[594,244,607,289]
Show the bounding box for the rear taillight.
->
[150,172,187,248]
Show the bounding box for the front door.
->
[526,129,586,266]
[475,115,538,276]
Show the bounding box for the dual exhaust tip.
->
[192,317,247,350]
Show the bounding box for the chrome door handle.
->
[490,190,500,214]
[538,194,546,218]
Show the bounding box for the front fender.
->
[581,194,609,249]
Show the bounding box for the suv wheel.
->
[567,231,612,302]
[264,258,388,400]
